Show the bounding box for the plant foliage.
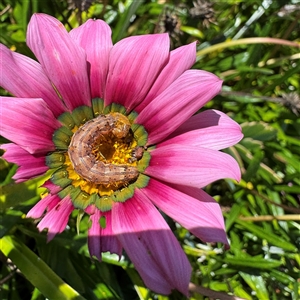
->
[0,0,299,299]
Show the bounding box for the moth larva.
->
[68,113,139,185]
[128,146,145,163]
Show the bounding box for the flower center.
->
[46,99,150,211]
[68,113,142,187]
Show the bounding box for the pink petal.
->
[112,190,191,295]
[105,34,170,111]
[27,13,91,110]
[140,179,229,246]
[1,143,48,182]
[136,42,197,112]
[145,144,241,188]
[170,109,241,135]
[27,194,60,219]
[0,97,61,154]
[160,110,243,150]
[88,210,122,261]
[88,211,102,260]
[37,196,74,241]
[0,44,67,117]
[136,70,222,146]
[70,19,113,99]
[42,180,63,194]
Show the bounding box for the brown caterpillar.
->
[128,146,145,163]
[68,113,142,185]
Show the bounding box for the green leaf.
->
[11,29,26,43]
[274,185,300,194]
[239,272,269,300]
[273,151,300,172]
[36,242,86,294]
[237,66,274,75]
[224,256,282,269]
[241,121,277,141]
[240,137,263,151]
[180,26,204,38]
[30,288,43,300]
[125,268,149,299]
[243,150,264,182]
[236,220,297,251]
[0,235,86,300]
[232,284,252,300]
[0,210,23,238]
[225,203,242,231]
[269,270,295,285]
[0,173,49,211]
[235,144,282,183]
[112,0,144,42]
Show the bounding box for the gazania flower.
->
[0,13,242,295]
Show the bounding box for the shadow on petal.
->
[87,223,229,296]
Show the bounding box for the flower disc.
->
[46,99,150,211]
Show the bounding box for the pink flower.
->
[0,13,243,295]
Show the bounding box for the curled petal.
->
[37,196,74,242]
[112,190,191,295]
[136,70,222,145]
[70,19,113,98]
[1,143,48,182]
[27,13,91,110]
[27,194,60,219]
[161,110,243,150]
[145,144,241,188]
[0,44,67,117]
[140,180,229,246]
[88,210,122,261]
[136,42,197,112]
[0,97,61,154]
[105,34,170,111]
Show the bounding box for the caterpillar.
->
[129,145,145,163]
[68,113,142,185]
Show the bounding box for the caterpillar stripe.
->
[68,113,139,185]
